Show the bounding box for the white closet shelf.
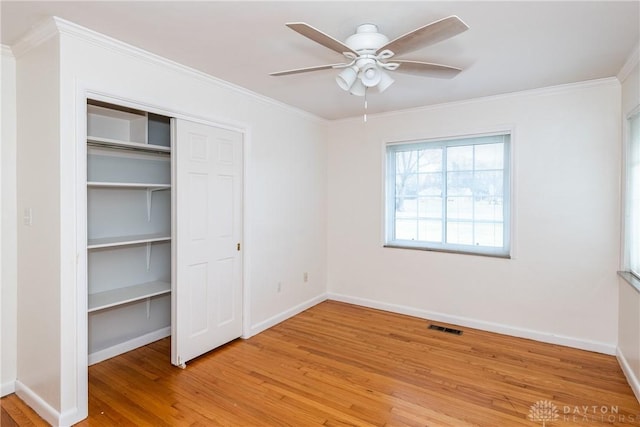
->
[88,233,171,249]
[87,136,171,153]
[88,280,171,312]
[87,182,171,190]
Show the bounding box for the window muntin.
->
[386,133,511,257]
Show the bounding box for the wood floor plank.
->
[0,394,49,426]
[2,300,639,426]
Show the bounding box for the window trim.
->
[384,131,512,258]
[623,106,640,280]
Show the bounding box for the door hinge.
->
[237,242,241,251]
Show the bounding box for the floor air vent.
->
[428,324,463,335]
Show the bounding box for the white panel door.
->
[172,118,243,367]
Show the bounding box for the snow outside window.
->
[385,133,511,257]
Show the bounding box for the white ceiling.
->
[2,1,638,120]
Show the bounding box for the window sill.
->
[384,244,511,259]
[618,271,640,294]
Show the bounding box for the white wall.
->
[327,79,621,353]
[621,52,640,116]
[13,18,328,425]
[15,35,63,420]
[617,45,640,401]
[1,45,18,396]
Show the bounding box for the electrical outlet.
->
[303,272,309,283]
[23,208,33,226]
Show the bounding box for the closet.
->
[86,101,173,364]
[85,99,244,367]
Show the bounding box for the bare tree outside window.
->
[386,133,510,257]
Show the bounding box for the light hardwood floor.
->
[2,300,640,426]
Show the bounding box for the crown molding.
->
[7,15,324,123]
[47,17,325,124]
[618,43,639,83]
[334,77,621,123]
[1,44,14,58]
[10,16,59,58]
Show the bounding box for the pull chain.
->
[364,88,368,123]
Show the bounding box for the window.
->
[385,133,511,257]
[625,111,640,279]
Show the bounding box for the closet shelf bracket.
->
[146,242,152,271]
[146,187,170,221]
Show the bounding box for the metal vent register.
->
[428,324,463,335]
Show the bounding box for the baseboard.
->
[1,380,16,397]
[328,293,616,355]
[248,293,328,337]
[15,380,62,426]
[88,327,171,365]
[617,347,640,403]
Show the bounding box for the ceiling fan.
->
[270,16,469,96]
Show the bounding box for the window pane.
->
[396,173,418,199]
[418,220,442,242]
[475,196,503,221]
[447,171,474,196]
[447,221,473,245]
[474,170,503,198]
[447,145,473,171]
[475,223,504,247]
[396,219,417,240]
[396,151,420,174]
[447,196,473,220]
[475,143,504,170]
[417,197,442,218]
[418,148,443,172]
[418,171,442,221]
[396,198,417,218]
[418,172,442,195]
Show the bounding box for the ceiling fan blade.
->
[377,16,469,56]
[270,63,347,76]
[286,22,357,55]
[393,60,463,78]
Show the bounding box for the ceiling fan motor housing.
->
[345,24,389,53]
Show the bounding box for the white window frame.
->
[623,108,640,281]
[384,132,512,258]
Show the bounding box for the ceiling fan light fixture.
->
[337,63,390,96]
[336,65,359,91]
[360,63,381,88]
[349,79,367,96]
[376,70,395,93]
